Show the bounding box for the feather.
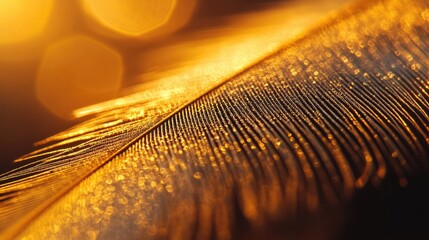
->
[0,1,342,237]
[1,0,429,239]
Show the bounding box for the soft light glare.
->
[132,0,343,94]
[81,0,177,36]
[0,0,53,45]
[36,36,123,119]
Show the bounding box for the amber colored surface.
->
[0,0,428,239]
[1,0,429,239]
[0,1,349,239]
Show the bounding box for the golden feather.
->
[1,0,429,239]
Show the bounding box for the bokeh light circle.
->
[36,36,123,119]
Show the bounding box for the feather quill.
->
[1,0,429,239]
